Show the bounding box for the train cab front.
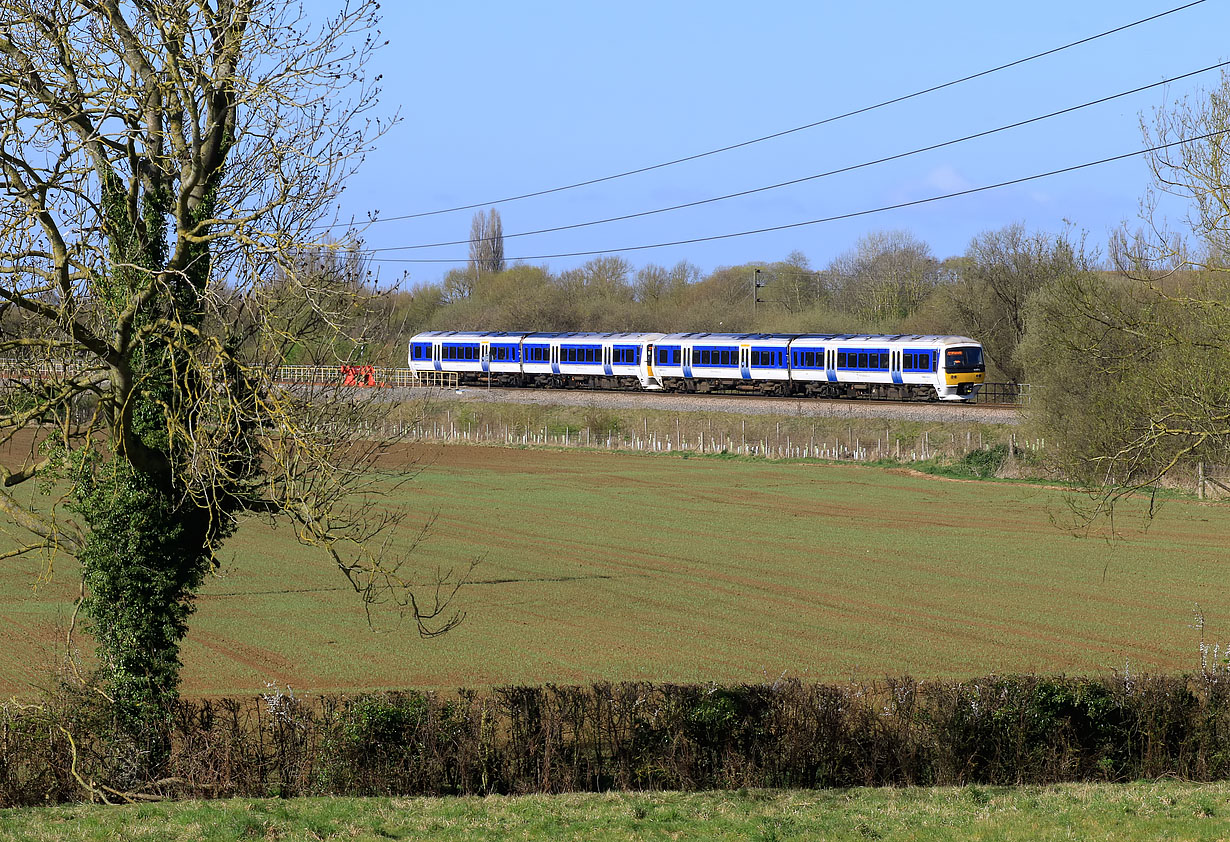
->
[938,344,985,400]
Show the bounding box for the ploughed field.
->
[0,442,1226,696]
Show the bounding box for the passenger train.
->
[408,331,985,401]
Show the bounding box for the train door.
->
[891,348,902,385]
[645,343,655,379]
[550,343,560,375]
[739,345,751,380]
[682,345,693,379]
[480,341,491,375]
[602,344,613,377]
[825,347,836,383]
[432,341,442,372]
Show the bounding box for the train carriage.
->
[784,334,983,400]
[653,333,792,394]
[409,330,528,380]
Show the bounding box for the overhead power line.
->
[365,128,1230,264]
[367,59,1230,254]
[336,0,1207,228]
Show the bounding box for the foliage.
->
[940,225,1093,382]
[0,0,465,786]
[1019,71,1230,510]
[6,676,1230,805]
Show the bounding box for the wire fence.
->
[366,414,1044,465]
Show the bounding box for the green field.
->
[2,782,1228,841]
[1,443,1227,696]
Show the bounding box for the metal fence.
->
[2,359,1019,404]
[273,366,457,390]
[974,382,1030,406]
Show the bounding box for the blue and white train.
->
[408,331,985,401]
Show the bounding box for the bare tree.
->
[469,208,505,275]
[944,224,1088,382]
[0,0,464,784]
[1021,71,1230,511]
[828,231,940,325]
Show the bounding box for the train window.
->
[803,351,814,368]
[879,353,888,370]
[837,351,847,368]
[857,352,868,369]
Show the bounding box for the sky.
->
[311,0,1229,286]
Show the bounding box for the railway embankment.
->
[395,385,1023,425]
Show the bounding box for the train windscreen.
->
[944,346,984,372]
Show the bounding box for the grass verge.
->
[2,781,1228,841]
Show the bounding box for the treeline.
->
[5,673,1230,805]
[359,224,1090,384]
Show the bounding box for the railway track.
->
[2,362,1024,424]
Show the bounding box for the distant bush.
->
[6,675,1230,805]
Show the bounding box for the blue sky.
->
[317,0,1228,285]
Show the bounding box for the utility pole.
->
[753,267,765,321]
